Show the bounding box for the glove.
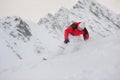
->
[64,39,69,44]
[83,27,89,40]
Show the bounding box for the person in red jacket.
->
[64,22,89,44]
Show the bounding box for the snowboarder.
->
[64,22,89,44]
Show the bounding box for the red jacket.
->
[64,22,89,40]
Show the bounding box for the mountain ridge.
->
[39,1,120,40]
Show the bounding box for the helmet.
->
[78,22,85,30]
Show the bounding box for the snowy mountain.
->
[0,16,32,60]
[0,0,120,80]
[38,0,120,38]
[0,16,61,61]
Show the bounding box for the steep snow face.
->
[0,16,33,73]
[38,0,120,39]
[0,32,120,80]
[0,16,32,60]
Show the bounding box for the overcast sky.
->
[0,0,120,22]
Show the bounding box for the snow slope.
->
[0,0,120,80]
[0,32,120,80]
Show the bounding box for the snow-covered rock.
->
[0,16,32,41]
